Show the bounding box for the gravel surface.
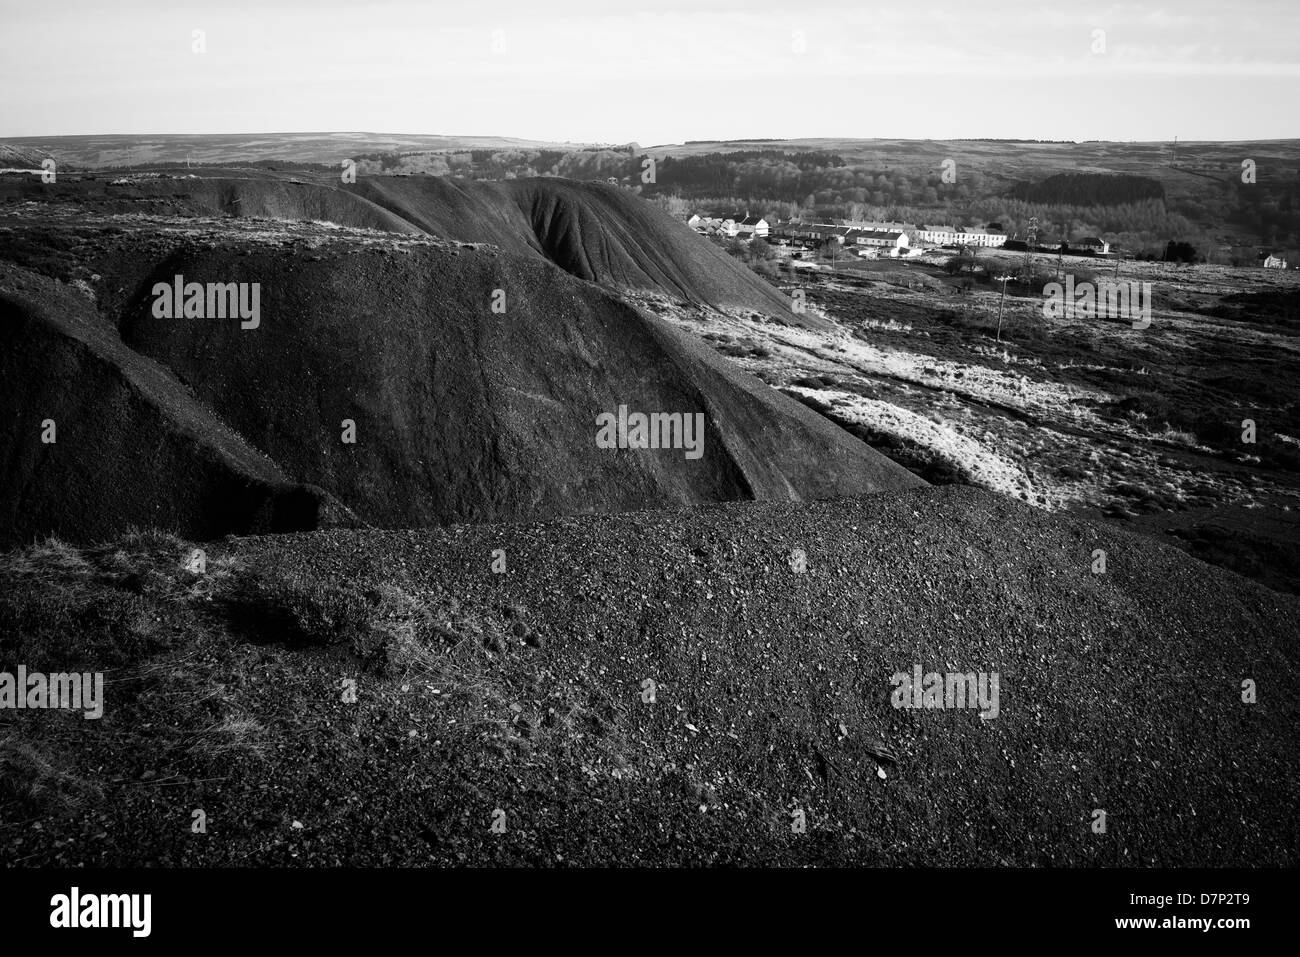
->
[3,485,1295,866]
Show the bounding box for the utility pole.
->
[995,274,1013,342]
[1022,216,1039,286]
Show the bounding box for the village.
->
[685,211,1290,273]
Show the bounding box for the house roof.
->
[775,223,846,234]
[845,229,905,241]
[841,220,911,231]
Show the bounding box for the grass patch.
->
[0,734,102,814]
[0,531,224,671]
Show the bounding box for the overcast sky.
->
[3,0,1297,143]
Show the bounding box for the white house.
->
[959,228,1008,248]
[688,214,734,236]
[1264,253,1288,269]
[727,215,770,239]
[845,228,909,253]
[914,225,1006,247]
[914,225,962,245]
[1076,236,1111,255]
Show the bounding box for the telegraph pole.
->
[995,274,1013,342]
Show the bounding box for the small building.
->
[688,214,733,236]
[959,228,1007,248]
[1263,253,1288,269]
[844,228,909,253]
[914,225,961,245]
[1076,236,1111,255]
[770,221,849,245]
[732,216,770,240]
[914,224,1006,247]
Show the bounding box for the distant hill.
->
[0,133,584,169]
[7,133,1298,252]
[0,143,49,169]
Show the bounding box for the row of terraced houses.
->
[687,213,1017,251]
[775,220,1013,249]
[684,212,1131,260]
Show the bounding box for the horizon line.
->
[4,131,1299,146]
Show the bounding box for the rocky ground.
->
[2,486,1296,866]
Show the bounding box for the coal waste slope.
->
[112,239,920,529]
[0,264,348,546]
[4,171,808,322]
[354,176,807,322]
[0,180,919,545]
[3,487,1295,865]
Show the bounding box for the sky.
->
[2,0,1297,143]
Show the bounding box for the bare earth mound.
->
[0,265,349,544]
[354,176,808,320]
[0,174,918,546]
[1,170,809,321]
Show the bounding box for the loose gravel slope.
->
[2,486,1294,866]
